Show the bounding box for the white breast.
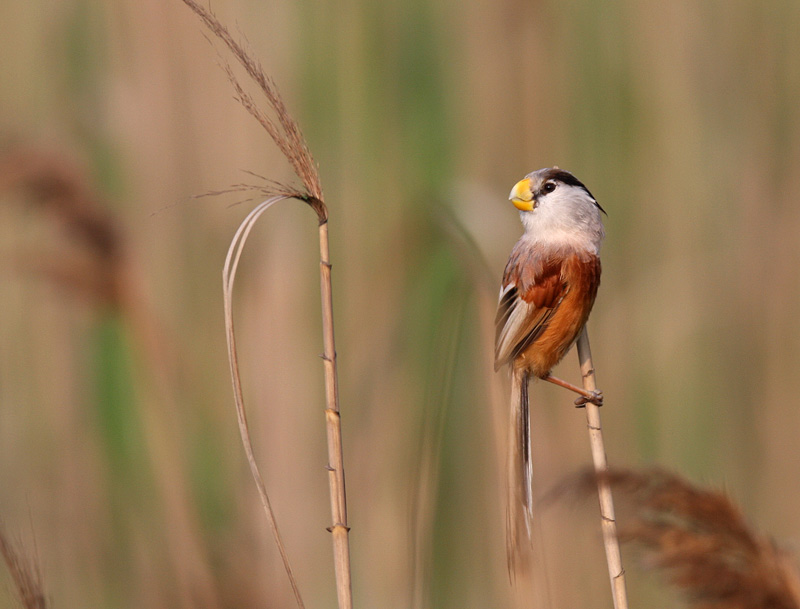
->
[519,186,604,255]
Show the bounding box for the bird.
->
[494,167,606,575]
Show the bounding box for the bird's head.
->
[509,167,605,215]
[509,167,606,250]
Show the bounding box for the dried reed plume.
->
[179,0,322,205]
[0,526,47,609]
[569,468,800,609]
[178,2,352,608]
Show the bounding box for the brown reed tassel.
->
[568,468,800,609]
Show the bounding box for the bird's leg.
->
[542,374,603,407]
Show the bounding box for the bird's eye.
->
[542,181,557,194]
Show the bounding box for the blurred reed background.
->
[1,0,799,607]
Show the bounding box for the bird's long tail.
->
[507,367,533,578]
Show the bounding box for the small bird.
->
[495,167,605,574]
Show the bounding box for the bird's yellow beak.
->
[509,178,535,211]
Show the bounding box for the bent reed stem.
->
[576,328,628,609]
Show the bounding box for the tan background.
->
[1,1,799,607]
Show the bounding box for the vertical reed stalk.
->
[318,221,353,609]
[575,328,628,609]
[177,1,354,606]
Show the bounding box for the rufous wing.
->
[494,254,567,371]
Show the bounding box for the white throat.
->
[519,188,604,255]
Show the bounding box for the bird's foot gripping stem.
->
[573,390,603,408]
[542,374,603,408]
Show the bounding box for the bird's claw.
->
[574,390,603,408]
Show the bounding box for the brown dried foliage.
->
[0,147,124,306]
[567,468,800,609]
[0,526,47,609]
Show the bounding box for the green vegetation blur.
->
[1,1,799,607]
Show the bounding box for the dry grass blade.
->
[0,526,47,609]
[569,468,800,609]
[222,195,306,609]
[222,194,353,609]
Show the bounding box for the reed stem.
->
[317,220,353,609]
[575,328,628,609]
